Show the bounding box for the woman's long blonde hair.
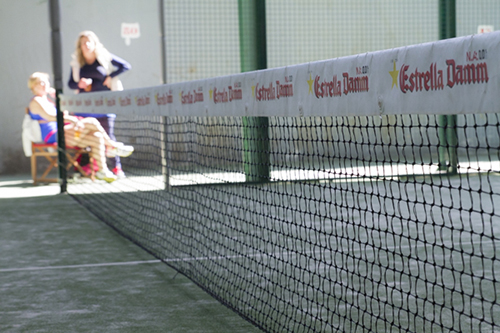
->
[75,30,110,67]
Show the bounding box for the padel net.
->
[61,33,500,332]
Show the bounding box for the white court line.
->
[0,259,162,273]
[0,254,268,273]
[3,237,494,273]
[0,252,290,273]
[0,253,280,273]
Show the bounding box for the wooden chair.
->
[31,142,95,185]
[25,107,96,185]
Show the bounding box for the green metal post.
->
[437,114,448,170]
[55,90,67,191]
[238,0,270,183]
[438,0,458,174]
[49,0,67,192]
[159,0,170,189]
[446,114,458,174]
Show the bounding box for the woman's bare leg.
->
[65,127,108,171]
[78,117,118,148]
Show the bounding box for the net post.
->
[242,117,270,182]
[437,115,448,170]
[54,90,67,192]
[238,0,270,183]
[446,114,458,174]
[49,0,67,193]
[438,0,458,174]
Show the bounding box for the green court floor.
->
[0,175,262,332]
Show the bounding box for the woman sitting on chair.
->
[27,72,133,183]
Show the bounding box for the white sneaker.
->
[113,167,126,179]
[107,143,134,158]
[96,169,118,183]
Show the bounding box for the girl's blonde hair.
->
[28,72,50,91]
[75,30,109,66]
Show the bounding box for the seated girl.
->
[27,72,133,183]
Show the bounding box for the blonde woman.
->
[28,72,133,183]
[68,30,131,177]
[68,30,131,93]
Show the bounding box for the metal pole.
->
[159,0,170,188]
[49,0,67,192]
[446,113,458,174]
[438,0,458,174]
[238,0,270,183]
[159,0,167,84]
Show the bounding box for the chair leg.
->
[31,145,96,184]
[30,143,59,185]
[31,152,37,185]
[66,149,86,176]
[40,158,58,180]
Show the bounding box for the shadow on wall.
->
[1,147,31,175]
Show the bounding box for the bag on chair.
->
[22,114,42,157]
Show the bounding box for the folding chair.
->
[31,142,95,185]
[25,107,96,185]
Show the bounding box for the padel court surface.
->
[0,175,261,332]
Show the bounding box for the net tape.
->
[62,32,499,118]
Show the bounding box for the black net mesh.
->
[68,112,500,332]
